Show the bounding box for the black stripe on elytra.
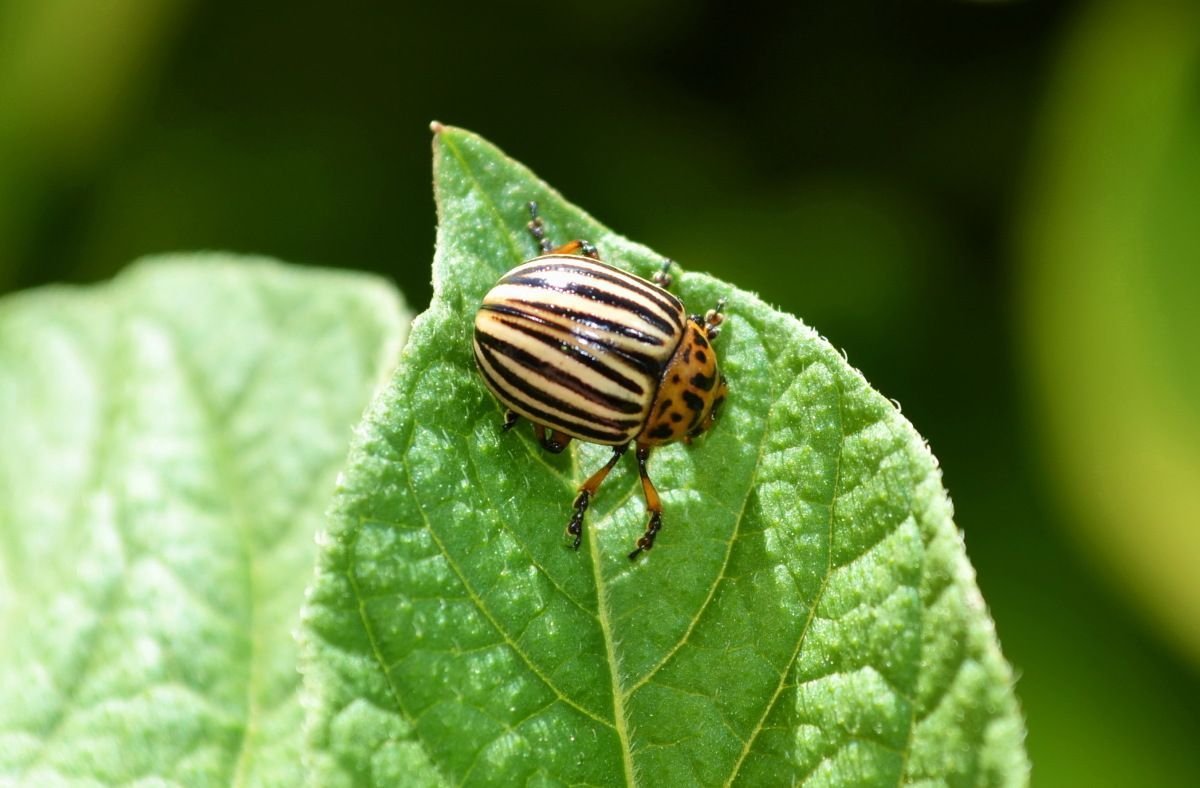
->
[474,347,630,443]
[475,341,636,434]
[483,302,666,377]
[502,275,676,336]
[480,306,646,396]
[505,297,667,347]
[514,261,685,331]
[475,331,644,420]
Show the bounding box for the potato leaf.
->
[298,127,1028,786]
[0,257,408,785]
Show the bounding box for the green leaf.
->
[0,256,408,785]
[299,127,1028,786]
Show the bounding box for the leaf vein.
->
[402,455,616,732]
[723,364,846,787]
[624,321,777,699]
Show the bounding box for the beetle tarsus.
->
[628,511,662,560]
[502,409,520,431]
[567,490,589,550]
[526,200,554,253]
[564,444,628,551]
[653,259,674,290]
[704,298,727,340]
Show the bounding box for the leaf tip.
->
[429,119,446,134]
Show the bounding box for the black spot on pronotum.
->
[657,398,673,416]
[690,372,716,391]
[648,424,674,440]
[670,412,683,423]
[682,390,705,412]
[695,350,708,365]
[682,345,692,364]
[694,333,709,348]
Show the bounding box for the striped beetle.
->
[473,202,727,560]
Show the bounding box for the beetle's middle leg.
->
[567,443,629,550]
[526,201,600,259]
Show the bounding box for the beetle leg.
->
[653,259,674,290]
[526,201,601,259]
[502,409,520,432]
[567,443,629,550]
[526,201,554,253]
[704,298,727,340]
[532,424,572,454]
[525,200,600,257]
[628,444,664,560]
[549,239,601,259]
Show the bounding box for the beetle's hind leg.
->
[526,201,554,254]
[533,423,572,454]
[628,444,664,560]
[567,444,629,550]
[526,201,601,259]
[502,409,521,432]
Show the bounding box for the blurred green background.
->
[2,0,1198,783]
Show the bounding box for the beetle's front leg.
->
[567,443,629,550]
[628,444,664,560]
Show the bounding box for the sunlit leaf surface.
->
[0,257,408,785]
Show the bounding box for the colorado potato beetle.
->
[473,202,728,560]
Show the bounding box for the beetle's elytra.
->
[473,202,727,560]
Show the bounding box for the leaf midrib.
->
[438,131,638,784]
[586,502,638,787]
[436,130,884,786]
[172,328,269,787]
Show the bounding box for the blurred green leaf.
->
[299,126,1027,786]
[1021,0,1200,664]
[0,257,408,784]
[0,0,188,290]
